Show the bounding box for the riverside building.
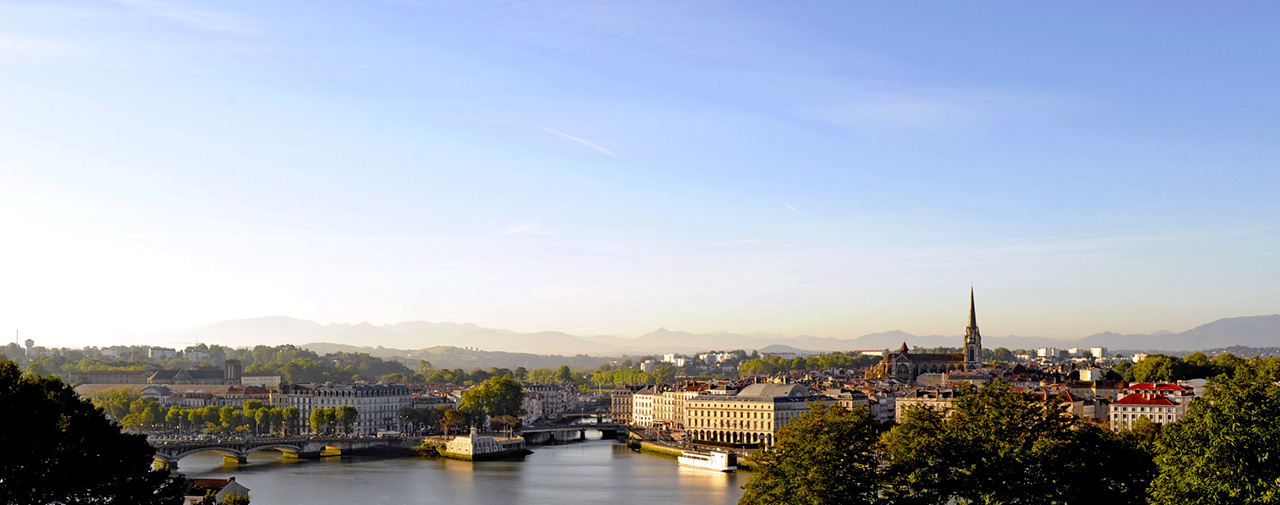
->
[685,383,830,447]
[272,383,412,436]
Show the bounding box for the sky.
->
[1,1,1278,349]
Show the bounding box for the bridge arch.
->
[244,444,303,458]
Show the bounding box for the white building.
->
[271,383,412,436]
[240,373,283,388]
[149,347,178,360]
[685,383,828,447]
[1108,382,1195,430]
[631,386,657,428]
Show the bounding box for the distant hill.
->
[301,343,608,370]
[130,314,1280,357]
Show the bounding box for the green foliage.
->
[587,367,659,386]
[1124,352,1258,383]
[738,353,879,375]
[457,376,525,428]
[1150,374,1280,504]
[283,406,300,436]
[882,382,1153,504]
[440,408,467,435]
[336,405,359,434]
[398,406,445,433]
[739,403,882,505]
[0,359,185,505]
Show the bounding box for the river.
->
[180,437,748,505]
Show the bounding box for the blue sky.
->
[1,1,1277,347]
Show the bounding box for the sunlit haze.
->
[2,2,1277,349]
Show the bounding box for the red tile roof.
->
[1113,395,1176,406]
[1125,383,1191,391]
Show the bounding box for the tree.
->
[0,359,184,504]
[1129,354,1180,383]
[555,365,574,383]
[739,402,882,505]
[283,406,300,436]
[165,405,184,430]
[457,376,525,428]
[441,408,467,436]
[254,408,270,436]
[1150,375,1280,504]
[310,407,327,434]
[336,405,358,434]
[882,382,1153,504]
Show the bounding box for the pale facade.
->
[1108,382,1194,429]
[272,383,412,436]
[685,383,828,447]
[631,387,656,428]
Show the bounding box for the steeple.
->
[968,287,978,333]
[964,288,982,370]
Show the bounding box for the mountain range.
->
[136,314,1280,356]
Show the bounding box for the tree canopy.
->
[1150,372,1280,504]
[740,402,882,505]
[0,359,184,505]
[881,382,1153,504]
[457,375,525,428]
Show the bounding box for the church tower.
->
[964,289,982,370]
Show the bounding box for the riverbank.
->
[179,440,748,505]
[632,440,757,471]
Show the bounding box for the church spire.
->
[969,287,978,332]
[964,288,982,370]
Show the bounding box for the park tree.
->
[882,382,1153,504]
[739,402,882,505]
[441,408,467,436]
[1129,354,1181,383]
[309,407,328,434]
[255,408,270,435]
[457,376,525,428]
[1149,375,1280,504]
[336,405,359,434]
[283,406,300,435]
[0,359,185,504]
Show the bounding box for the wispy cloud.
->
[785,203,799,213]
[541,127,617,157]
[111,0,254,33]
[495,224,553,236]
[0,36,85,63]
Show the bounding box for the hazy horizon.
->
[3,3,1277,349]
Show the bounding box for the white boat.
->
[678,450,737,472]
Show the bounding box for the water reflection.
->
[181,440,746,505]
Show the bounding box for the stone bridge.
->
[149,436,412,469]
[520,424,626,445]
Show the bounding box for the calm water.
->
[180,438,747,505]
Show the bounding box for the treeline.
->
[738,353,881,375]
[1114,352,1276,383]
[9,343,416,384]
[409,362,584,386]
[307,406,358,435]
[241,346,411,383]
[742,358,1280,504]
[398,376,524,434]
[83,389,301,435]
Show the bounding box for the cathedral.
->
[867,290,984,383]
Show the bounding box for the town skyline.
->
[3,3,1278,348]
[16,311,1280,355]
